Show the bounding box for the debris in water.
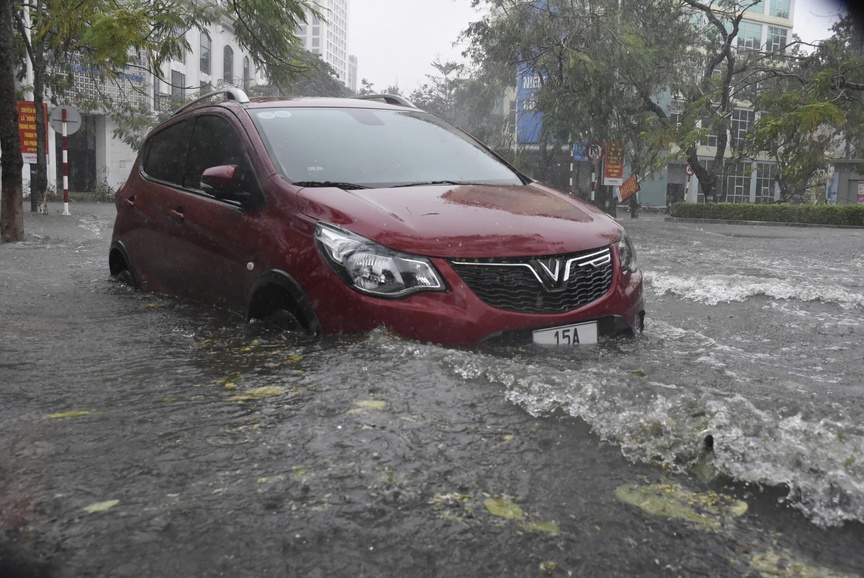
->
[44,410,95,419]
[83,499,119,513]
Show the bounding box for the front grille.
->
[449,247,613,313]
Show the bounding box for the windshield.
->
[250,107,524,188]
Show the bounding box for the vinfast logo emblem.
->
[533,257,567,291]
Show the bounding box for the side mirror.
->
[200,164,240,195]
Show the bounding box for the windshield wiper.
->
[292,181,369,190]
[391,180,470,188]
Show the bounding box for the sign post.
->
[587,143,603,202]
[18,102,51,212]
[50,105,81,216]
[685,163,694,204]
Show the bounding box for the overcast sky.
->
[347,0,848,94]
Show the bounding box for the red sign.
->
[618,175,640,202]
[17,101,49,164]
[603,142,624,186]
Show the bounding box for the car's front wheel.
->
[247,273,321,336]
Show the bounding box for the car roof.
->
[171,88,417,118]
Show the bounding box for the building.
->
[296,0,352,91]
[650,0,796,208]
[18,2,354,197]
[508,0,798,208]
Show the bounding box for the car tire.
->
[114,269,136,287]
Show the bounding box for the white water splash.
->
[645,271,864,309]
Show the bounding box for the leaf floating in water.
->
[615,483,747,529]
[525,520,560,534]
[44,410,94,419]
[429,492,472,506]
[484,498,523,520]
[230,386,288,401]
[749,548,859,578]
[216,372,243,388]
[631,370,646,377]
[84,499,119,513]
[347,400,388,414]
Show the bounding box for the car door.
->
[119,118,193,291]
[157,113,266,310]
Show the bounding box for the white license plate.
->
[532,322,598,345]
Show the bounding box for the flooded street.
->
[2,202,863,577]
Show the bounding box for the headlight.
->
[616,232,637,272]
[315,223,445,297]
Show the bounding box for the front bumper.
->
[310,259,645,346]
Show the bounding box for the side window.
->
[141,120,192,185]
[183,115,264,204]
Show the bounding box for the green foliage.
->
[466,0,749,194]
[671,202,864,227]
[466,0,864,204]
[736,14,864,203]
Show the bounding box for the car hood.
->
[295,183,623,257]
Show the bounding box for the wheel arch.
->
[246,270,321,336]
[108,240,140,288]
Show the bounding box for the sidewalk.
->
[14,201,116,242]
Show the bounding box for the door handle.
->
[123,195,135,207]
[169,208,185,222]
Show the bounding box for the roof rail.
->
[172,87,250,116]
[356,93,416,108]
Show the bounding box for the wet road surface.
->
[1,202,863,577]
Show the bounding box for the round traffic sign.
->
[685,163,694,176]
[587,143,603,161]
[49,105,82,135]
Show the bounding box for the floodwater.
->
[1,203,863,577]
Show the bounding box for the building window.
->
[223,45,234,85]
[745,0,764,13]
[700,116,719,147]
[770,0,790,19]
[737,78,758,104]
[200,32,211,74]
[243,57,251,91]
[767,27,788,54]
[171,70,186,105]
[668,100,684,131]
[737,21,762,51]
[725,162,752,203]
[755,163,777,203]
[731,108,755,149]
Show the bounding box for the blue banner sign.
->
[516,65,543,144]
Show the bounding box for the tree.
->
[0,0,23,241]
[465,0,803,203]
[735,14,864,202]
[356,78,402,96]
[409,59,465,119]
[2,0,316,242]
[267,50,350,98]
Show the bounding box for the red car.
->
[109,89,644,346]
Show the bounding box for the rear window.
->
[250,107,523,188]
[142,120,192,184]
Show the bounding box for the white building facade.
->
[296,0,352,90]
